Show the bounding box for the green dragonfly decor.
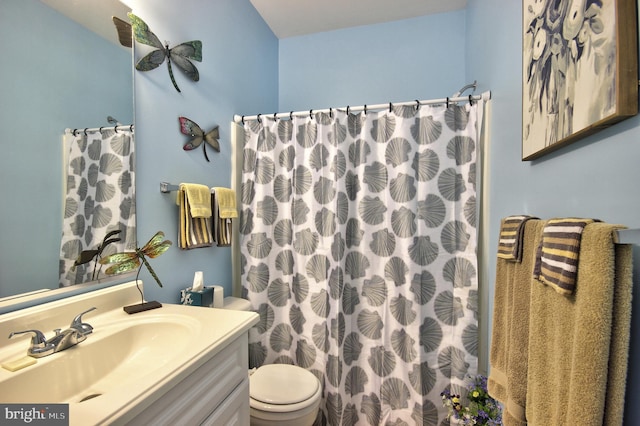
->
[128,13,202,93]
[100,231,172,288]
[100,231,172,314]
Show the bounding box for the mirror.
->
[0,0,134,305]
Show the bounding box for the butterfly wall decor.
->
[128,13,202,93]
[179,116,220,162]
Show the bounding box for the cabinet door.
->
[201,379,249,426]
[124,335,248,425]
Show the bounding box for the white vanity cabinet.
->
[125,334,250,426]
[0,281,258,426]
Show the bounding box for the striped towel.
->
[533,218,597,294]
[177,184,213,249]
[211,187,237,247]
[497,215,538,262]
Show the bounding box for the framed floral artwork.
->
[522,0,638,160]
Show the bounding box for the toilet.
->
[222,297,322,426]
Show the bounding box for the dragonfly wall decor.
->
[125,13,202,93]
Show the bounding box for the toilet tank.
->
[223,297,252,311]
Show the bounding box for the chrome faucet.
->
[9,307,96,358]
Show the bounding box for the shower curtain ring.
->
[347,106,350,115]
[309,109,313,119]
[114,125,118,133]
[274,112,278,120]
[415,100,420,110]
[389,102,392,112]
[72,129,78,136]
[84,128,88,136]
[290,111,293,120]
[329,108,333,118]
[469,94,473,105]
[257,114,262,123]
[130,124,134,132]
[446,97,450,108]
[364,105,367,114]
[99,127,104,134]
[241,115,245,125]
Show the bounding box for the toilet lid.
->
[250,364,319,405]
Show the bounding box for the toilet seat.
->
[250,364,321,413]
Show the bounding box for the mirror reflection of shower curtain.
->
[59,128,136,287]
[240,102,484,425]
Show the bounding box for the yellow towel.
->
[496,215,538,262]
[176,184,212,249]
[212,187,238,219]
[533,217,597,294]
[178,183,212,218]
[526,222,632,425]
[489,218,544,426]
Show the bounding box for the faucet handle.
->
[8,329,54,357]
[9,329,47,347]
[71,307,97,335]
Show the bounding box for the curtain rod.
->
[233,91,491,124]
[64,125,134,136]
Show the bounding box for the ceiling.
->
[40,0,131,47]
[40,0,467,46]
[250,0,468,38]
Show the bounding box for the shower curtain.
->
[59,128,136,286]
[240,101,482,425]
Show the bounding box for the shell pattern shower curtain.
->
[59,128,136,286]
[240,102,481,425]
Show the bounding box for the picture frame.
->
[522,0,638,161]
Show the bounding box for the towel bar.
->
[613,229,640,244]
[160,182,179,193]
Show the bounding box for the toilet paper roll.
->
[212,286,224,308]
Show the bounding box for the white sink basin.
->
[0,281,259,425]
[0,314,198,404]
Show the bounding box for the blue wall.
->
[466,0,640,423]
[0,0,132,298]
[279,11,467,112]
[125,0,278,303]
